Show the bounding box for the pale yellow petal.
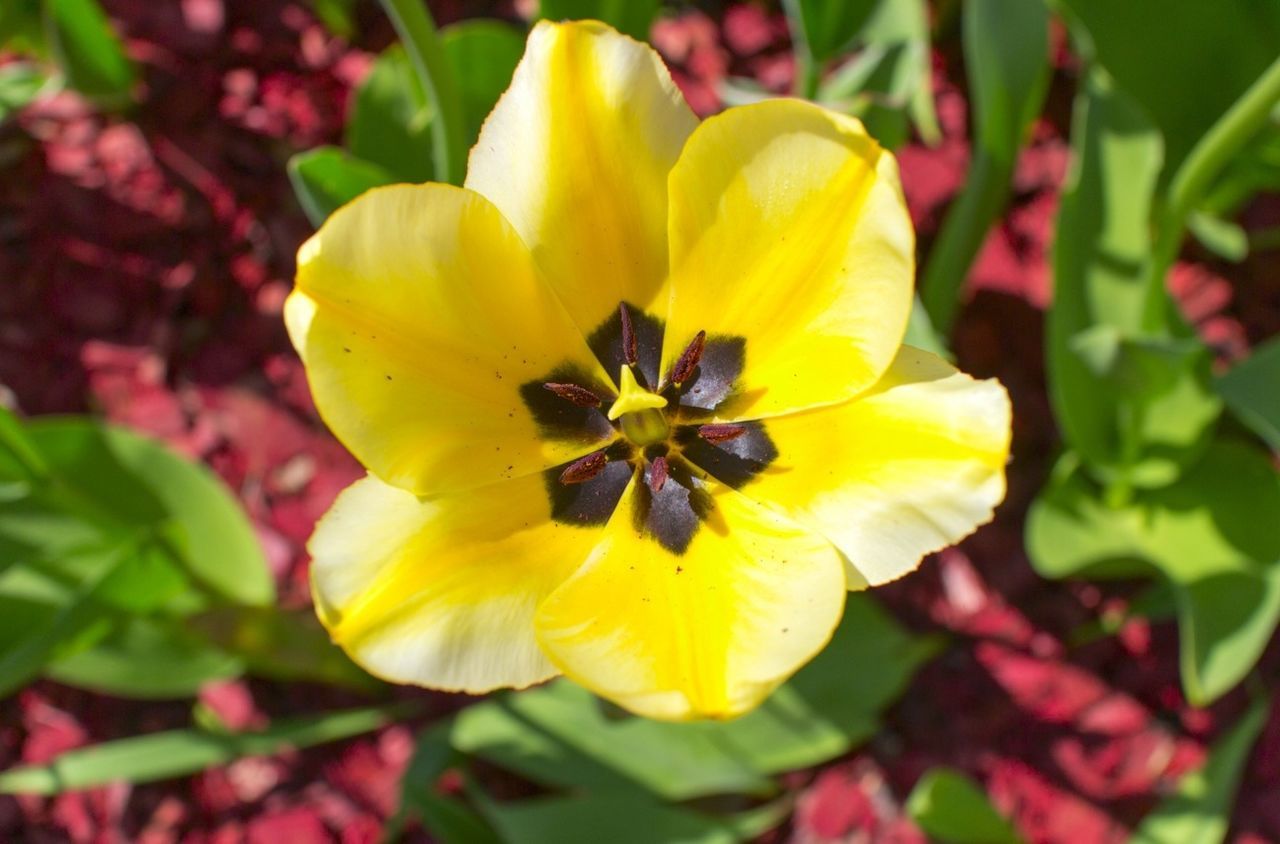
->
[287,183,615,496]
[310,471,613,693]
[662,99,914,420]
[535,474,846,720]
[465,20,698,341]
[720,346,1011,587]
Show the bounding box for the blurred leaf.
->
[442,20,524,147]
[1131,691,1270,844]
[0,0,47,54]
[920,0,1049,331]
[347,45,433,183]
[783,0,878,66]
[1059,0,1280,173]
[1047,70,1219,489]
[906,768,1023,844]
[1027,442,1280,705]
[537,0,660,41]
[0,702,411,794]
[288,146,396,227]
[189,606,377,691]
[0,406,47,482]
[475,790,742,844]
[1068,328,1204,396]
[903,294,949,358]
[310,0,358,39]
[24,418,274,607]
[0,63,49,121]
[1216,338,1280,451]
[452,595,937,799]
[391,724,504,844]
[46,615,242,699]
[0,550,118,697]
[1187,212,1248,262]
[41,0,136,105]
[862,0,938,145]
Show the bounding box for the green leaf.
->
[537,0,661,42]
[783,0,878,66]
[1027,442,1280,706]
[442,20,524,148]
[310,0,357,39]
[1187,212,1248,262]
[0,406,47,481]
[24,418,274,607]
[906,768,1023,844]
[475,791,741,844]
[188,606,377,691]
[41,0,136,106]
[1131,691,1270,844]
[1046,70,1218,489]
[347,45,433,183]
[919,0,1050,331]
[0,703,411,794]
[0,0,47,55]
[903,294,949,358]
[288,146,397,227]
[1216,338,1280,451]
[0,63,49,122]
[452,595,937,798]
[45,615,243,699]
[1059,0,1280,173]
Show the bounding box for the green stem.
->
[919,150,1014,333]
[377,0,467,185]
[1140,54,1280,331]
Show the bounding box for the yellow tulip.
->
[286,20,1011,720]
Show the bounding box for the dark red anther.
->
[543,382,602,408]
[669,330,706,385]
[648,455,669,493]
[698,423,747,444]
[619,303,638,366]
[559,450,608,484]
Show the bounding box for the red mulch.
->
[1,2,1277,842]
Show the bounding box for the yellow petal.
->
[310,470,618,693]
[720,346,1010,588]
[534,473,846,720]
[287,183,616,497]
[465,20,698,340]
[662,99,914,421]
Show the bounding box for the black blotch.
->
[519,363,616,444]
[632,458,713,555]
[672,335,745,414]
[588,301,665,389]
[676,420,778,489]
[543,441,634,526]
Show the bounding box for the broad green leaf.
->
[1216,339,1280,451]
[442,20,524,147]
[1046,70,1218,488]
[189,606,377,691]
[347,45,433,183]
[1131,691,1270,844]
[919,0,1049,331]
[475,791,741,844]
[310,0,357,39]
[783,0,878,66]
[0,703,410,794]
[906,768,1023,844]
[1059,0,1280,173]
[537,0,661,42]
[0,63,48,122]
[288,146,396,227]
[0,548,119,697]
[1027,442,1280,705]
[41,0,137,105]
[452,595,937,798]
[862,0,938,145]
[24,419,274,607]
[0,0,47,54]
[0,406,47,481]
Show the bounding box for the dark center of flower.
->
[520,301,777,554]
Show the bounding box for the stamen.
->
[543,382,602,408]
[559,450,609,485]
[698,423,747,444]
[648,455,669,493]
[669,330,706,386]
[619,303,638,366]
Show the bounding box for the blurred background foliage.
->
[1,0,1279,842]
